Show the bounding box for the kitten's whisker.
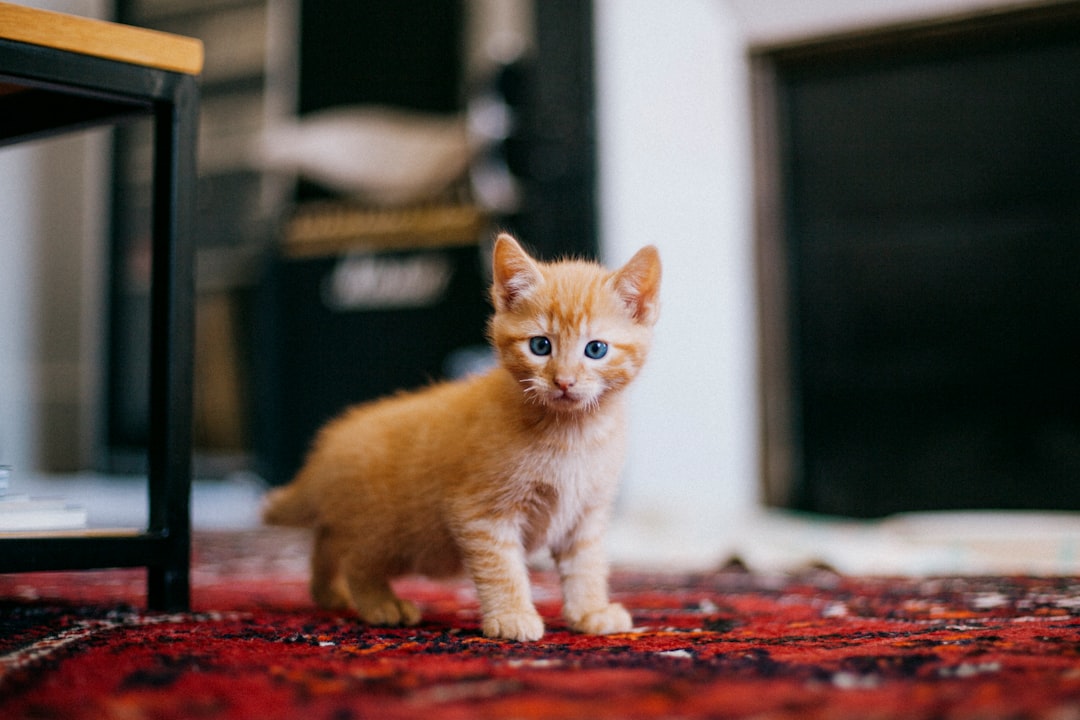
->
[518,378,544,406]
[582,394,601,414]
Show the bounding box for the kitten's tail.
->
[261,483,317,527]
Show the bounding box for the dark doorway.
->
[753,3,1080,518]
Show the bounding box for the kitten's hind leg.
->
[343,553,421,627]
[311,526,351,610]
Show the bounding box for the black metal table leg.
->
[146,75,198,613]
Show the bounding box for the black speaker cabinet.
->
[254,204,492,485]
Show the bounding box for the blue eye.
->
[529,336,552,356]
[584,340,608,359]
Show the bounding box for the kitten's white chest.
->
[514,413,626,553]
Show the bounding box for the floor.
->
[7,470,1080,577]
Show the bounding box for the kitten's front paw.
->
[357,598,422,627]
[483,610,545,642]
[570,603,633,635]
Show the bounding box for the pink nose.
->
[555,377,576,392]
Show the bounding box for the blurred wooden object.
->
[0,1,202,74]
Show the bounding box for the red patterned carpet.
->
[2,529,1080,719]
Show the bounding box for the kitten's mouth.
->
[546,389,589,410]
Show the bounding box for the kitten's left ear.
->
[491,233,544,311]
[612,245,662,325]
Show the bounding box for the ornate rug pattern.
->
[2,530,1080,719]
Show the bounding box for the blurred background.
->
[1,0,1078,573]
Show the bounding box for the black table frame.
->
[0,37,197,612]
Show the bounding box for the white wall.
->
[0,144,39,471]
[594,0,759,541]
[727,0,1029,46]
[593,0,1036,548]
[0,0,110,473]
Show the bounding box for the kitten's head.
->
[488,233,661,413]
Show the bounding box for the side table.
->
[0,1,202,612]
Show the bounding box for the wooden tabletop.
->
[0,1,203,75]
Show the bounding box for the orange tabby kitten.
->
[263,233,661,641]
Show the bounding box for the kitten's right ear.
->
[612,245,662,326]
[492,233,543,311]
